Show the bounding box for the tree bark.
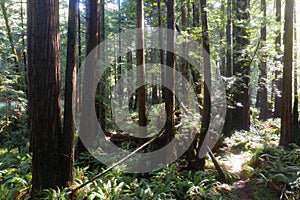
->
[279,0,294,146]
[137,0,147,137]
[164,0,176,160]
[193,0,211,171]
[274,0,282,118]
[76,0,100,157]
[185,0,210,171]
[258,0,268,120]
[117,0,123,103]
[180,0,189,88]
[232,0,251,131]
[62,0,78,187]
[292,2,299,143]
[222,0,233,137]
[98,0,106,131]
[192,1,199,27]
[158,0,166,102]
[78,0,82,67]
[27,0,63,195]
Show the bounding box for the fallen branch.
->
[71,127,165,194]
[207,146,227,183]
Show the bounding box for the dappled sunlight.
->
[222,152,251,174]
[1,0,300,198]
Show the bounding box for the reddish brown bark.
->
[27,0,63,195]
[280,0,294,146]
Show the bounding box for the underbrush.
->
[0,119,299,199]
[0,148,233,200]
[65,165,232,200]
[219,118,300,199]
[248,145,300,200]
[0,150,31,200]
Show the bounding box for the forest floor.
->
[212,118,300,200]
[216,143,254,199]
[1,118,299,200]
[221,151,253,199]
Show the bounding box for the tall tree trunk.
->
[232,0,251,131]
[86,0,100,54]
[186,0,211,171]
[185,0,200,168]
[280,0,294,146]
[179,0,189,98]
[27,0,64,195]
[274,0,282,118]
[151,39,159,104]
[292,3,299,143]
[117,0,123,105]
[164,0,176,159]
[194,0,211,171]
[128,50,134,111]
[150,2,159,105]
[62,0,78,187]
[158,0,165,102]
[76,0,100,156]
[98,0,106,131]
[258,0,268,120]
[78,0,82,67]
[136,0,147,137]
[222,0,233,137]
[192,1,199,27]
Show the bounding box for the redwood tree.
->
[257,0,268,120]
[136,0,147,137]
[222,0,233,137]
[232,0,251,131]
[27,0,66,195]
[76,0,100,156]
[187,0,211,171]
[62,0,78,186]
[273,0,282,118]
[158,0,165,102]
[292,2,299,144]
[280,0,294,146]
[98,0,106,131]
[164,0,176,159]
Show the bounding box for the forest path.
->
[234,179,253,200]
[218,147,254,200]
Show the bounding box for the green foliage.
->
[0,0,299,199]
[248,145,300,199]
[0,119,299,199]
[0,150,31,200]
[0,65,28,151]
[223,118,280,154]
[0,0,26,65]
[41,188,70,200]
[0,0,28,153]
[71,164,229,200]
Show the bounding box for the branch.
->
[71,127,165,194]
[207,146,227,183]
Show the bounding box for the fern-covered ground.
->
[0,119,299,200]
